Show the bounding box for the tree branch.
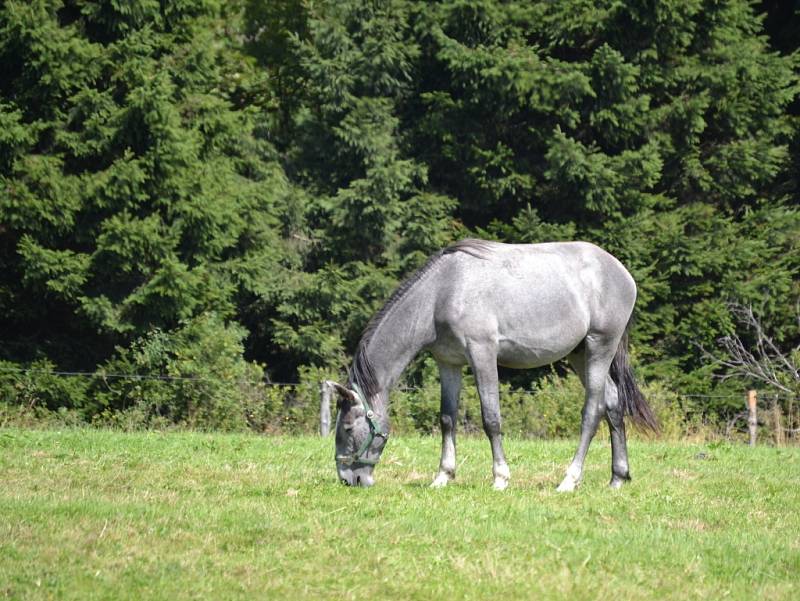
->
[697,301,799,396]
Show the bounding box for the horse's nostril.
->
[356,475,361,486]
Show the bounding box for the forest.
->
[1,0,798,434]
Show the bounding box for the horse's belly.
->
[496,334,583,369]
[492,292,588,368]
[430,316,586,369]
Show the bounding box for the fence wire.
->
[2,365,797,441]
[0,366,299,387]
[1,365,796,398]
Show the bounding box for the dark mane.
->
[349,239,495,397]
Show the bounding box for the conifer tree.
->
[1,0,798,425]
[0,1,300,421]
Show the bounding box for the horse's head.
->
[328,381,389,487]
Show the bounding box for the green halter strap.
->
[335,382,388,466]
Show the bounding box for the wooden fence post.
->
[320,381,332,436]
[773,396,785,447]
[747,389,758,447]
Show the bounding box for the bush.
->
[243,384,292,434]
[391,359,442,434]
[1,350,691,439]
[0,359,90,413]
[0,403,84,429]
[92,313,268,431]
[523,373,586,438]
[277,365,343,434]
[388,366,586,438]
[386,368,690,441]
[634,380,694,441]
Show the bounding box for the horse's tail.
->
[609,326,660,434]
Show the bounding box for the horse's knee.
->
[606,406,626,433]
[440,413,455,432]
[581,404,605,426]
[482,413,502,437]
[606,403,622,419]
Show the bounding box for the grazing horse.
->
[329,239,658,490]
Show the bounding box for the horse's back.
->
[430,241,636,367]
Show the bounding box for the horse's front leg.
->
[431,362,462,488]
[468,343,510,491]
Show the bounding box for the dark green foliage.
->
[91,313,268,431]
[0,1,298,365]
[0,0,307,428]
[0,359,89,413]
[1,0,798,430]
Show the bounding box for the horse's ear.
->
[326,381,357,405]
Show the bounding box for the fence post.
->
[320,381,332,436]
[773,396,785,447]
[747,389,758,447]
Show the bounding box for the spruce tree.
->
[0,0,300,422]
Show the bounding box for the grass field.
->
[1,428,798,600]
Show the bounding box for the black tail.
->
[609,328,660,434]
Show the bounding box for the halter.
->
[335,382,389,466]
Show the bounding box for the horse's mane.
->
[349,239,495,398]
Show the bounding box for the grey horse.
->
[329,239,658,490]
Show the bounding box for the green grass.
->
[1,429,798,600]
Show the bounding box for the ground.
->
[1,429,798,600]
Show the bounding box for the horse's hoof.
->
[492,478,509,491]
[430,473,451,488]
[609,474,630,489]
[556,478,578,493]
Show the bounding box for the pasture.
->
[1,428,798,600]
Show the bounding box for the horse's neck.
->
[363,284,437,402]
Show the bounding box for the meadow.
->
[1,428,798,600]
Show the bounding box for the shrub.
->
[278,365,343,434]
[0,359,90,413]
[387,368,689,441]
[388,366,586,438]
[93,313,267,431]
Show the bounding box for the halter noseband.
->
[335,382,388,466]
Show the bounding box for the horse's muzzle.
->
[337,465,374,487]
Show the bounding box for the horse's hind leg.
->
[605,380,631,488]
[467,343,510,491]
[432,362,462,488]
[566,348,631,489]
[557,337,616,492]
